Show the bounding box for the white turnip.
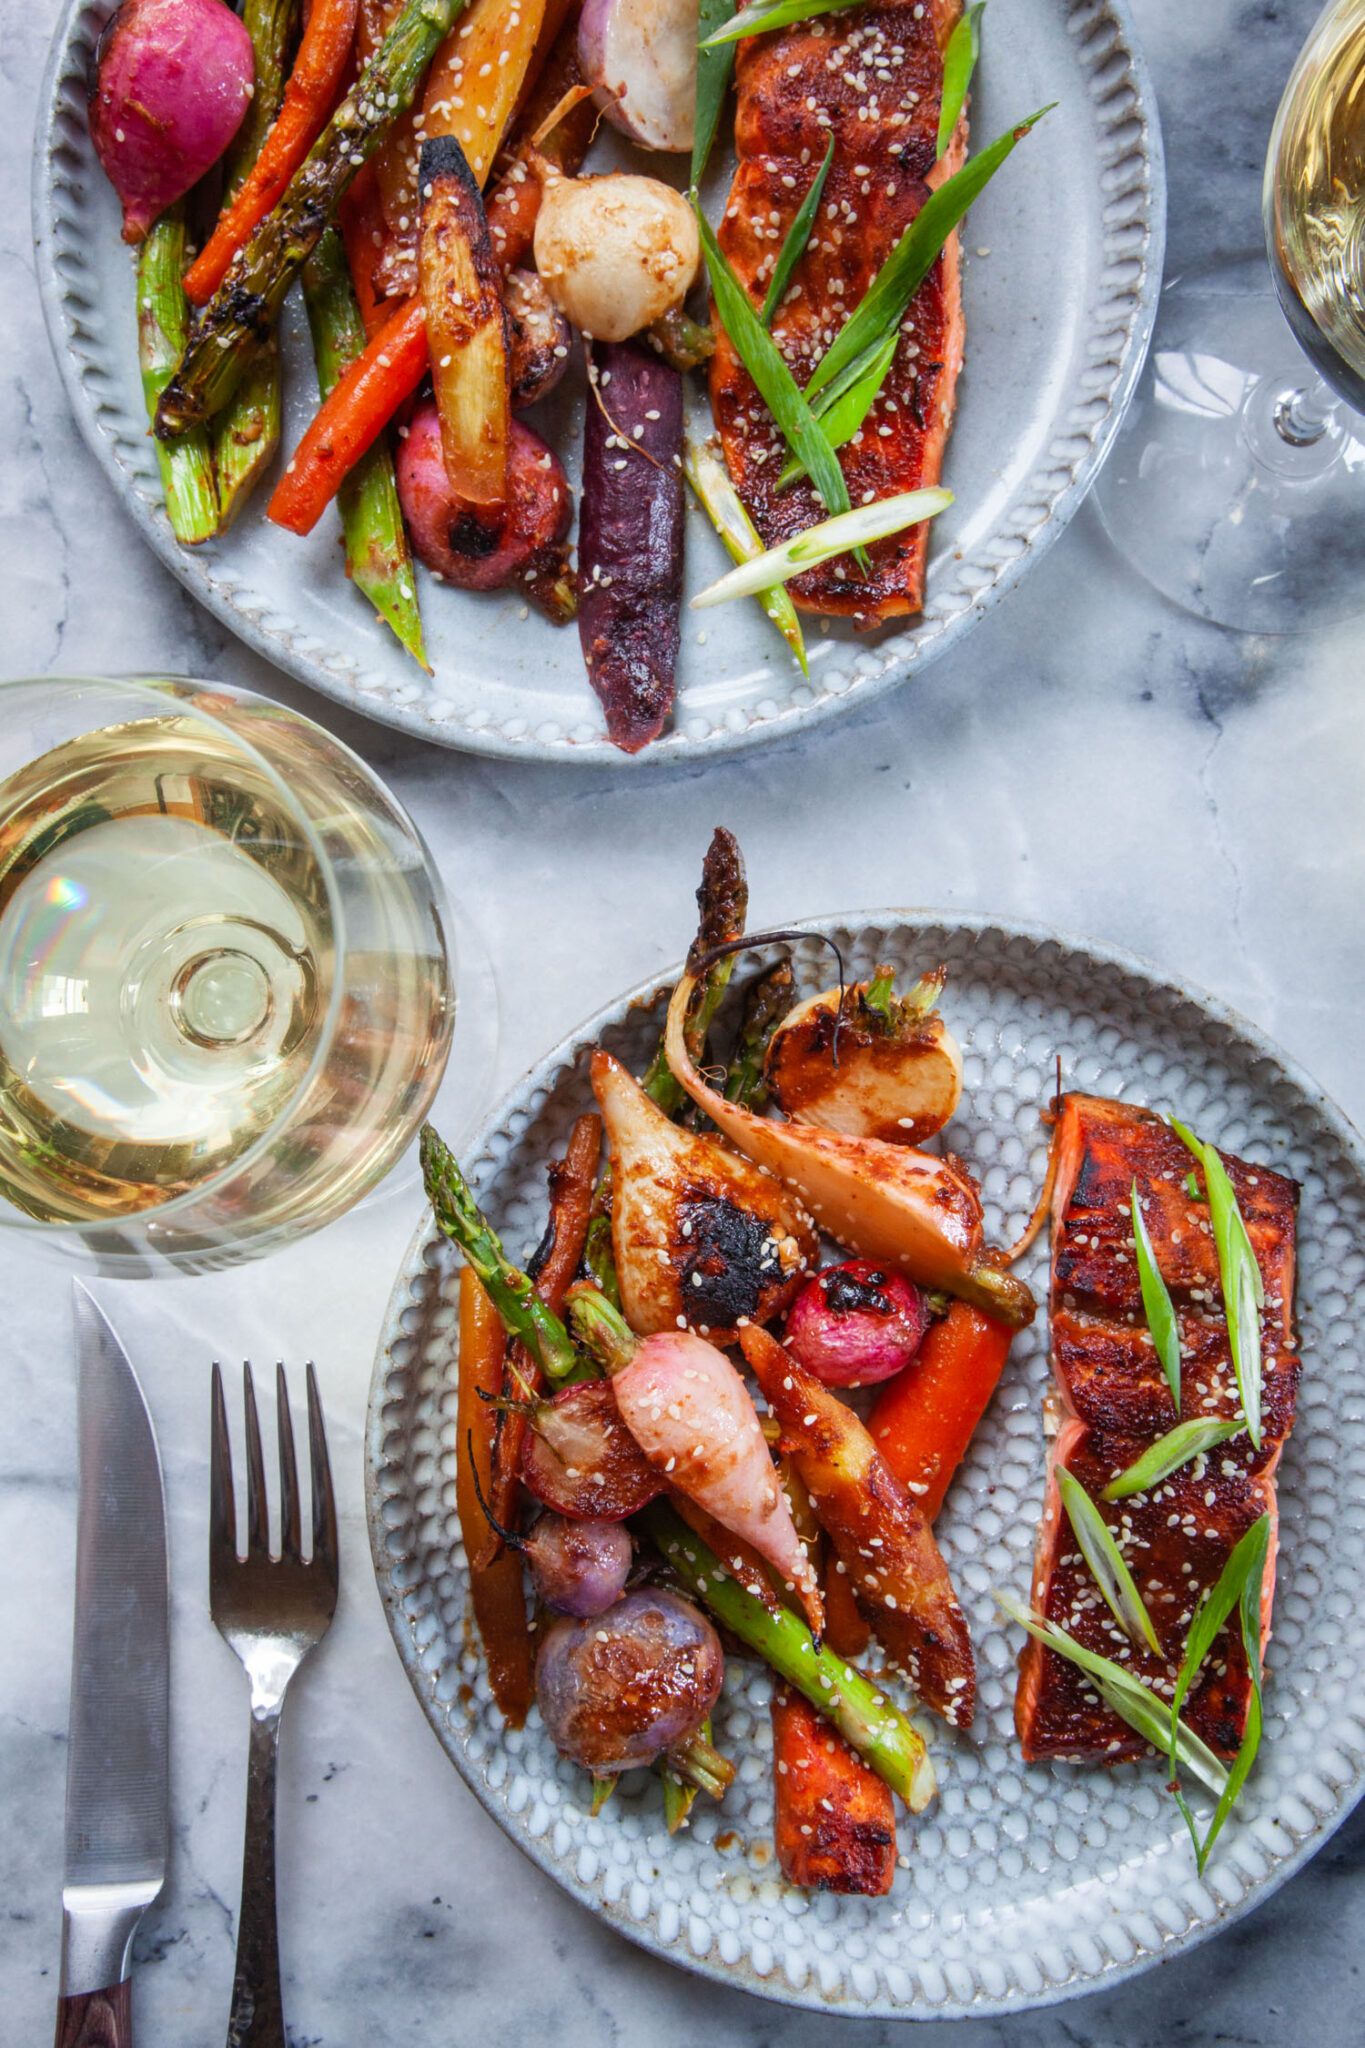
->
[533,174,698,343]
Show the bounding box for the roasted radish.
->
[520,1514,634,1617]
[535,1589,724,1774]
[534,174,699,342]
[397,404,575,621]
[784,1261,929,1387]
[766,967,964,1145]
[91,0,254,242]
[591,1048,816,1341]
[517,1379,665,1521]
[578,0,699,153]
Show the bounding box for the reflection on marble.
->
[3,0,1365,2040]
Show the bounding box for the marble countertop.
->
[6,0,1365,2039]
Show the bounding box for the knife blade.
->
[57,1282,169,2047]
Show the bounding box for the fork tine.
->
[276,1363,302,1563]
[210,1361,237,1566]
[306,1363,338,1585]
[243,1363,270,1558]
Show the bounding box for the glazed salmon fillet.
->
[1015,1096,1300,1764]
[709,0,964,624]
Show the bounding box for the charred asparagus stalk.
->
[645,1503,936,1810]
[641,826,748,1116]
[211,0,299,525]
[421,1126,578,1380]
[302,229,429,668]
[137,206,218,542]
[724,958,794,1109]
[156,0,468,438]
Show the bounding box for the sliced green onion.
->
[690,486,951,607]
[995,1594,1227,1798]
[1056,1467,1161,1655]
[775,329,898,489]
[761,137,835,325]
[938,3,985,158]
[683,431,807,671]
[804,107,1052,408]
[1171,1121,1264,1450]
[1168,1514,1271,1871]
[694,201,852,528]
[1185,1170,1202,1200]
[701,0,859,47]
[692,0,736,188]
[1101,1417,1242,1501]
[1131,1178,1182,1410]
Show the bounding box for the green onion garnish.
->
[995,1593,1228,1798]
[689,486,953,608]
[1185,1170,1202,1200]
[692,201,852,528]
[683,430,807,671]
[1101,1416,1242,1501]
[938,2,985,158]
[1171,1120,1265,1450]
[761,137,835,327]
[1056,1467,1161,1655]
[701,0,859,47]
[1168,1514,1271,1871]
[1131,1178,1182,1410]
[803,107,1053,410]
[691,0,737,189]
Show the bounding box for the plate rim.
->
[34,0,1166,767]
[364,908,1365,2019]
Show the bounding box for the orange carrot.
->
[822,1558,871,1659]
[867,1303,1014,1522]
[770,1687,895,1893]
[266,294,426,533]
[457,1267,533,1727]
[185,0,360,305]
[337,164,393,340]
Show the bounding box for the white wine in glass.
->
[1095,0,1365,633]
[0,676,454,1269]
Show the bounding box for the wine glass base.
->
[1093,255,1365,634]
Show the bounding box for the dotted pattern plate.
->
[35,3,1162,764]
[365,918,1365,2016]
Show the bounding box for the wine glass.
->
[1093,0,1365,633]
[0,674,479,1272]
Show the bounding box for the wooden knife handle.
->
[54,1982,131,2048]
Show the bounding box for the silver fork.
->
[210,1362,339,2048]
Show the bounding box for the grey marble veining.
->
[4,0,1365,2041]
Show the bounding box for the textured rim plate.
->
[366,916,1365,2018]
[36,4,1163,765]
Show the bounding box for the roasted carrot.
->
[867,1303,1014,1522]
[770,1687,896,1894]
[484,19,597,274]
[484,1113,601,1546]
[267,294,427,533]
[337,164,394,340]
[822,1558,871,1660]
[457,1266,533,1727]
[185,0,360,305]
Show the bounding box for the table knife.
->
[56,1283,170,2048]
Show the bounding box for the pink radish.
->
[90,0,255,243]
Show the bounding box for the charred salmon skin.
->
[709,0,965,624]
[1015,1095,1300,1764]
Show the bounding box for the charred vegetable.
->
[456,1268,534,1726]
[91,0,254,243]
[505,270,573,410]
[868,1301,1015,1522]
[578,0,699,152]
[578,339,685,752]
[535,174,699,342]
[518,1379,666,1521]
[766,966,964,1145]
[136,207,219,544]
[662,964,1036,1327]
[418,136,509,518]
[471,1500,633,1618]
[784,1260,928,1388]
[591,1049,816,1342]
[771,1686,896,1895]
[398,405,575,622]
[742,1325,976,1727]
[535,1589,725,1773]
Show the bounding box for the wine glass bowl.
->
[0,675,454,1271]
[1094,0,1365,633]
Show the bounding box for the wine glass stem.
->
[1272,377,1338,447]
[1241,370,1343,477]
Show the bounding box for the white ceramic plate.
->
[36,4,1162,763]
[365,916,1365,2018]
